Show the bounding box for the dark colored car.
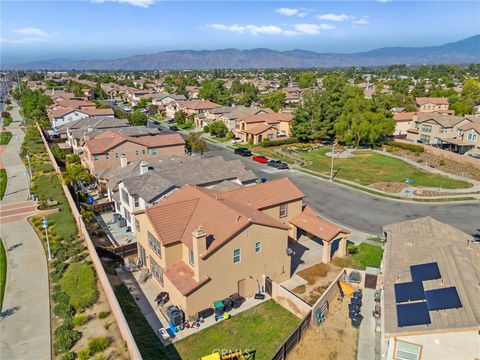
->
[252,155,269,163]
[268,160,289,169]
[234,148,252,157]
[169,125,179,131]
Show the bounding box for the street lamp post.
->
[26,152,33,180]
[24,169,31,199]
[330,142,336,181]
[42,217,52,261]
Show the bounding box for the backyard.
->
[172,300,301,360]
[332,243,384,270]
[258,145,472,189]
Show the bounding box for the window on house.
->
[133,196,139,207]
[152,148,158,155]
[467,133,477,142]
[115,153,119,158]
[421,124,432,133]
[150,257,164,285]
[148,231,161,257]
[255,241,261,253]
[93,154,99,161]
[279,204,288,218]
[189,249,195,265]
[419,134,431,144]
[394,340,422,360]
[439,127,445,133]
[121,188,130,206]
[135,218,140,232]
[136,150,139,156]
[142,149,146,155]
[105,153,110,160]
[233,248,241,264]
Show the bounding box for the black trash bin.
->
[230,293,246,309]
[222,298,234,312]
[197,308,214,320]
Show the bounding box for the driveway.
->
[204,142,480,236]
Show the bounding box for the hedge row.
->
[385,141,424,154]
[259,137,299,148]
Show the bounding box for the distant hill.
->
[5,35,480,71]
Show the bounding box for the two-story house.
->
[82,130,185,173]
[416,97,450,113]
[393,112,417,138]
[235,112,293,144]
[406,113,472,145]
[134,178,349,317]
[200,106,273,131]
[441,122,480,155]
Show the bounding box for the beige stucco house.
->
[82,130,185,173]
[382,217,480,360]
[415,97,450,113]
[406,113,472,145]
[134,178,349,317]
[235,112,294,144]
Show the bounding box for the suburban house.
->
[441,122,480,155]
[393,112,417,137]
[134,178,349,317]
[180,100,221,116]
[406,113,474,145]
[185,86,200,99]
[151,93,187,106]
[82,130,185,173]
[235,112,294,144]
[199,106,273,130]
[49,107,115,128]
[416,97,450,113]
[381,217,479,360]
[57,117,130,152]
[111,155,257,229]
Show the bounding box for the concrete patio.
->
[95,211,137,246]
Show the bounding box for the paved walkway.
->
[0,102,51,360]
[357,288,376,360]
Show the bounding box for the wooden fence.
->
[271,311,312,360]
[37,125,143,360]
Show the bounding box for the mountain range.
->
[5,35,480,71]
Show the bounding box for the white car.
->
[231,137,242,144]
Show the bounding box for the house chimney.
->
[86,125,93,134]
[192,226,207,282]
[120,154,128,168]
[139,161,149,175]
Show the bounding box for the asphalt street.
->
[205,142,480,237]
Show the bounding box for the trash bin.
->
[222,297,233,312]
[214,300,225,315]
[230,294,245,309]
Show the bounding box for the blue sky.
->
[1,1,479,64]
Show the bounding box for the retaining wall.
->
[37,124,143,360]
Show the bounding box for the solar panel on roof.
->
[410,262,441,282]
[394,282,425,303]
[397,302,431,327]
[425,287,462,311]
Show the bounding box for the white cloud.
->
[275,7,307,18]
[283,30,301,37]
[353,17,369,25]
[316,13,352,22]
[1,27,55,45]
[376,0,392,2]
[91,0,154,8]
[294,23,321,35]
[319,23,335,30]
[208,24,246,33]
[208,24,283,36]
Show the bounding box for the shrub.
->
[97,311,110,319]
[94,354,107,360]
[209,121,227,137]
[60,352,76,360]
[53,322,82,354]
[225,130,235,140]
[347,243,358,255]
[439,159,446,166]
[77,348,91,360]
[51,262,69,282]
[60,263,98,311]
[385,141,424,154]
[54,302,75,318]
[203,124,210,133]
[2,117,12,127]
[88,336,109,354]
[72,313,89,327]
[259,137,298,148]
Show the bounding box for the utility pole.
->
[42,217,52,261]
[24,169,31,199]
[330,142,335,181]
[26,152,33,180]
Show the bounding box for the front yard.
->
[171,300,301,360]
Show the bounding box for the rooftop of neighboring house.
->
[416,97,449,106]
[85,126,161,140]
[84,130,184,155]
[116,155,257,202]
[57,117,129,135]
[382,217,480,337]
[393,112,417,122]
[137,183,291,256]
[415,113,471,128]
[151,93,187,101]
[181,99,221,110]
[240,112,294,124]
[49,106,114,119]
[458,122,480,134]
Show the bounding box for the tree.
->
[185,132,208,154]
[62,162,93,186]
[297,71,316,89]
[209,121,228,137]
[261,91,285,112]
[129,109,147,126]
[198,79,231,105]
[174,111,187,125]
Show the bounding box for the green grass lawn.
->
[114,284,171,360]
[172,300,300,360]
[333,242,383,270]
[0,132,12,145]
[0,169,7,200]
[0,239,6,310]
[301,149,471,189]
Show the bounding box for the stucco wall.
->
[270,281,311,319]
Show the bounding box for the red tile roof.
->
[245,123,273,135]
[416,97,449,106]
[241,113,294,124]
[181,100,220,110]
[84,130,184,154]
[164,261,210,296]
[393,112,417,122]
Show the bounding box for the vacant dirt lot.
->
[287,296,358,360]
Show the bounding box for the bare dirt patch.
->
[370,182,408,193]
[294,264,343,305]
[287,295,358,360]
[297,263,330,285]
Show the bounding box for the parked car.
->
[253,155,269,163]
[231,137,242,144]
[268,160,289,169]
[169,125,179,131]
[234,148,252,157]
[468,153,480,159]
